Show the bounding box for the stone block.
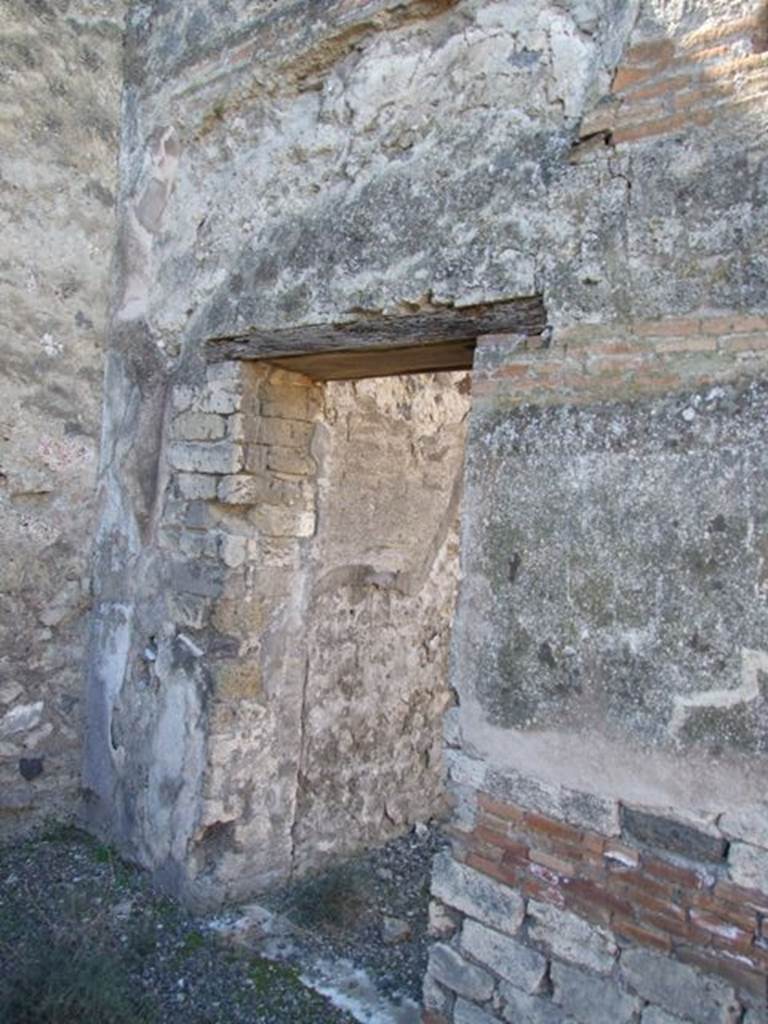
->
[266,446,316,476]
[620,806,727,863]
[499,984,574,1024]
[423,972,454,1016]
[485,767,619,835]
[217,474,261,505]
[432,851,525,935]
[177,473,218,500]
[619,948,740,1024]
[172,411,227,441]
[219,534,249,569]
[461,920,546,993]
[261,386,316,421]
[551,960,640,1024]
[428,899,459,939]
[257,417,314,449]
[249,506,315,538]
[169,441,243,475]
[427,944,495,1002]
[728,842,768,892]
[171,561,225,598]
[641,1008,689,1024]
[168,593,210,630]
[527,901,617,974]
[719,805,768,850]
[454,999,504,1024]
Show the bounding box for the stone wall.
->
[295,371,468,871]
[0,0,124,832]
[87,0,768,1017]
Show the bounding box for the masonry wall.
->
[0,0,124,832]
[88,5,768,1019]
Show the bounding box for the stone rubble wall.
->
[0,0,124,832]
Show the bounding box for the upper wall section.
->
[117,0,768,362]
[0,0,125,831]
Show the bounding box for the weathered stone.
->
[168,441,243,475]
[485,767,620,836]
[641,1008,690,1024]
[177,473,219,500]
[461,920,547,993]
[172,412,227,441]
[499,984,576,1024]
[0,702,44,739]
[727,842,768,893]
[423,972,454,1017]
[266,446,316,476]
[454,999,504,1024]
[381,916,412,945]
[551,960,640,1024]
[427,943,495,1002]
[619,948,740,1024]
[527,901,617,975]
[620,806,727,863]
[432,851,525,935]
[249,506,316,538]
[428,899,459,939]
[719,805,768,850]
[257,417,314,449]
[217,474,262,505]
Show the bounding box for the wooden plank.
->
[205,296,546,368]
[264,338,477,381]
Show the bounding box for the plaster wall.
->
[0,0,124,831]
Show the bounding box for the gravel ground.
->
[0,823,444,1023]
[260,825,448,1005]
[0,825,356,1023]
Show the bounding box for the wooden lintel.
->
[205,296,546,379]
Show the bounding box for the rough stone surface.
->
[499,984,576,1024]
[0,0,124,831]
[454,1000,503,1024]
[619,948,741,1024]
[461,920,547,993]
[727,842,768,892]
[550,961,640,1024]
[527,901,618,975]
[427,944,495,1002]
[431,851,525,935]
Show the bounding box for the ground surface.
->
[0,823,442,1023]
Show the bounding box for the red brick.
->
[676,946,768,1003]
[690,891,759,932]
[466,852,520,889]
[529,849,580,877]
[689,909,755,953]
[609,869,678,903]
[614,916,673,952]
[642,855,709,890]
[639,909,692,941]
[562,877,634,918]
[477,792,526,823]
[523,812,584,846]
[714,880,768,915]
[603,842,641,870]
[612,107,713,144]
[522,875,565,907]
[624,38,675,65]
[473,824,529,863]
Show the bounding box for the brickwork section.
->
[472,315,768,408]
[579,14,768,147]
[423,782,768,1024]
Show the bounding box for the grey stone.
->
[427,944,495,1002]
[381,916,411,945]
[423,972,454,1016]
[527,901,617,975]
[177,472,218,500]
[641,1008,690,1024]
[499,984,575,1024]
[172,412,227,441]
[551,960,640,1024]
[619,948,740,1024]
[171,561,225,598]
[620,806,727,863]
[217,473,261,505]
[454,999,504,1024]
[168,440,243,475]
[728,842,768,892]
[461,920,546,993]
[432,851,525,935]
[719,805,768,850]
[485,767,619,835]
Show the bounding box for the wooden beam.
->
[263,338,477,381]
[205,296,546,374]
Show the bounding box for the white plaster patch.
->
[0,701,44,738]
[670,647,768,738]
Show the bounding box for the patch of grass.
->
[180,929,206,956]
[0,939,157,1024]
[284,862,366,930]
